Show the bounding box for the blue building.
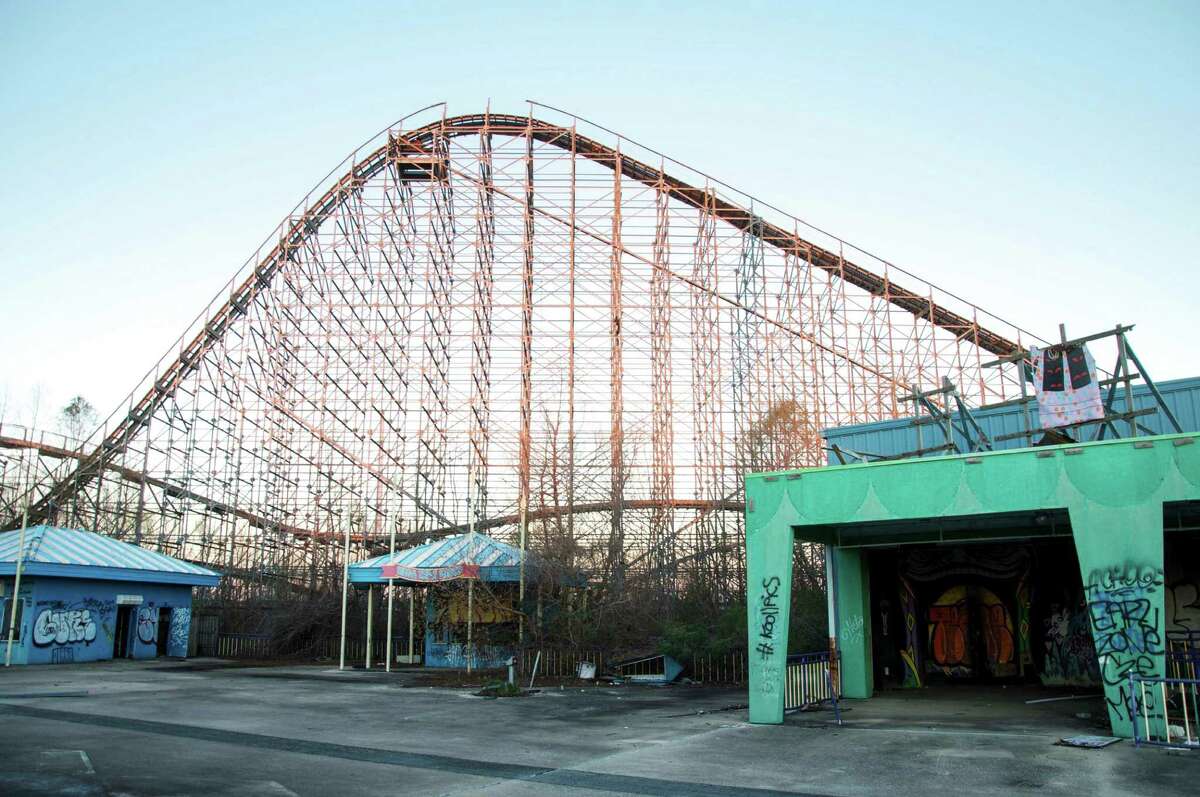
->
[822,375,1200,463]
[0,526,221,665]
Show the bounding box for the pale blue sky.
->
[1,1,1197,426]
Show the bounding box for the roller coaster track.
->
[7,110,1020,533]
[0,433,741,545]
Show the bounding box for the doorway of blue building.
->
[156,608,173,656]
[112,606,134,658]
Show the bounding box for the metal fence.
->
[205,636,760,686]
[784,651,841,722]
[690,653,749,684]
[1130,674,1200,749]
[1168,632,1200,680]
[283,635,422,664]
[516,648,606,678]
[514,649,757,682]
[215,633,273,660]
[209,633,423,664]
[190,614,220,657]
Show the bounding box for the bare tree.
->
[58,395,98,443]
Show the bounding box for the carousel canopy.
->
[348,533,540,585]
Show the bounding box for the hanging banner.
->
[1029,344,1104,429]
[375,563,478,583]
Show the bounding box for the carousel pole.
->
[385,513,397,672]
[365,584,373,669]
[408,587,415,662]
[338,516,352,671]
[466,465,474,675]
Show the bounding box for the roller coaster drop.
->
[0,103,1034,611]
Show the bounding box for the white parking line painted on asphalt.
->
[38,749,95,775]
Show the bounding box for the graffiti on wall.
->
[842,614,864,646]
[1015,576,1033,676]
[755,576,782,660]
[1084,564,1164,722]
[426,641,511,670]
[31,598,113,648]
[168,606,191,657]
[136,607,157,645]
[1167,580,1200,633]
[33,608,97,646]
[898,576,922,687]
[928,586,972,672]
[755,576,783,696]
[1042,604,1100,686]
[898,545,1029,687]
[926,585,1016,678]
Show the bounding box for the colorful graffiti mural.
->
[896,545,1030,684]
[927,585,1017,678]
[928,585,972,672]
[1084,564,1165,723]
[898,576,922,687]
[1015,576,1032,676]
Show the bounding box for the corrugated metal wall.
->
[822,375,1200,463]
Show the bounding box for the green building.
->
[745,428,1200,738]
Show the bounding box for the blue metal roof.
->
[822,375,1200,463]
[0,526,221,587]
[349,533,536,585]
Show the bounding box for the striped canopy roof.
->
[0,525,221,586]
[349,533,538,585]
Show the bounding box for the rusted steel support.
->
[518,115,535,639]
[470,122,496,525]
[608,147,625,592]
[649,177,674,598]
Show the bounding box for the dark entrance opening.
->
[113,606,134,659]
[867,535,1098,692]
[156,608,173,656]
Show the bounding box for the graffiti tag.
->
[33,609,97,647]
[1167,581,1200,633]
[1042,605,1100,687]
[137,607,157,645]
[842,614,864,646]
[168,607,191,656]
[758,664,779,695]
[756,576,781,660]
[1084,564,1165,722]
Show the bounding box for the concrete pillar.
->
[747,514,794,724]
[833,547,873,699]
[1070,501,1166,738]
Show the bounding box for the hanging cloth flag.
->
[1028,344,1104,429]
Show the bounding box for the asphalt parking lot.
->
[0,659,1195,796]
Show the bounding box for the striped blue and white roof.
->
[0,526,221,587]
[349,533,536,584]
